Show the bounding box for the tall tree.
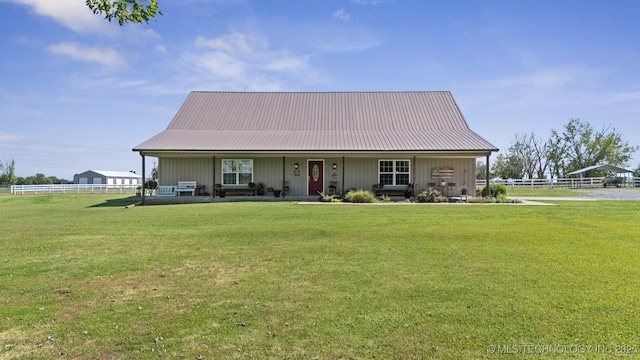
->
[491,153,523,179]
[475,160,486,179]
[549,119,637,177]
[86,0,162,25]
[0,159,16,185]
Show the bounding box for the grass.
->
[502,186,580,197]
[1,194,639,359]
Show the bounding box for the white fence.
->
[10,184,139,195]
[476,177,640,188]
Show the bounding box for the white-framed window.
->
[379,160,410,186]
[222,159,253,185]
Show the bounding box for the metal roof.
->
[133,91,498,152]
[567,164,633,175]
[87,170,142,178]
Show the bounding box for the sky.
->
[1,0,639,179]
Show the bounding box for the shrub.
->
[414,188,449,203]
[468,194,520,203]
[481,184,507,197]
[318,192,342,202]
[344,189,376,203]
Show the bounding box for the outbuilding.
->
[73,170,142,186]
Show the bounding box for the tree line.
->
[0,160,71,185]
[477,119,640,179]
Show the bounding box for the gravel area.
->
[579,188,640,200]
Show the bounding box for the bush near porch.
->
[1,194,639,359]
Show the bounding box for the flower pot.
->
[273,190,281,197]
[219,190,226,198]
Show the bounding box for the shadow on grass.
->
[89,196,140,208]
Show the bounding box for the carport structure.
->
[567,164,635,188]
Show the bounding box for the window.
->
[222,159,253,185]
[379,160,410,185]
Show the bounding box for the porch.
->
[141,194,319,205]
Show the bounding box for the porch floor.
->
[141,195,319,205]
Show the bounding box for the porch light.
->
[332,163,337,169]
[294,163,299,169]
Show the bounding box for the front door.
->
[308,161,324,195]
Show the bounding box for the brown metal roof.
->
[133,91,498,152]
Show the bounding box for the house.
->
[73,170,141,186]
[133,91,498,199]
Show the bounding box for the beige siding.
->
[159,155,477,197]
[159,158,213,194]
[413,158,476,191]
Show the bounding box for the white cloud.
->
[351,0,390,4]
[182,31,319,90]
[482,67,600,90]
[47,42,126,67]
[195,33,253,54]
[155,44,168,54]
[265,55,308,72]
[0,131,26,142]
[332,9,350,21]
[5,0,115,35]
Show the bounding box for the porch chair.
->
[446,182,456,197]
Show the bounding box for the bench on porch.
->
[176,181,197,196]
[214,183,257,196]
[372,184,414,197]
[156,186,176,196]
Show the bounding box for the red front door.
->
[308,161,324,195]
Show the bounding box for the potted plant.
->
[273,189,281,197]
[440,179,447,187]
[404,183,414,198]
[256,182,265,196]
[135,186,142,197]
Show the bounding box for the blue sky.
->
[1,0,639,179]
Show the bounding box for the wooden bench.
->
[372,184,414,197]
[215,184,257,196]
[156,185,176,196]
[176,181,197,196]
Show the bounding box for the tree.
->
[150,161,158,181]
[85,0,162,25]
[549,119,637,177]
[491,153,523,179]
[507,132,536,179]
[475,160,486,179]
[0,159,16,185]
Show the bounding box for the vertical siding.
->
[159,155,478,196]
[254,158,285,193]
[343,158,378,191]
[413,158,476,191]
[159,158,213,194]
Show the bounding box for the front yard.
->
[1,194,639,358]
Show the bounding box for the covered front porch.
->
[138,151,492,204]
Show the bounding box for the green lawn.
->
[1,195,639,359]
[502,186,583,197]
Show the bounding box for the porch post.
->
[342,156,345,195]
[282,156,286,199]
[212,156,216,198]
[485,153,490,195]
[140,153,146,205]
[413,156,416,196]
